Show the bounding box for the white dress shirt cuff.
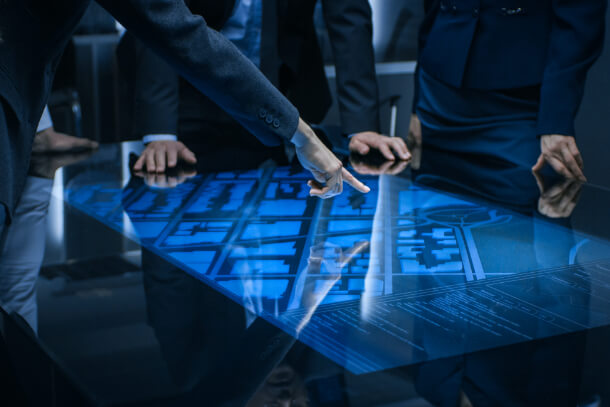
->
[142,134,178,145]
[36,106,54,133]
[290,128,309,148]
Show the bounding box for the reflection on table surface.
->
[58,143,610,374]
[2,142,610,406]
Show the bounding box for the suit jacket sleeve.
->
[536,0,606,137]
[321,0,380,135]
[97,0,299,146]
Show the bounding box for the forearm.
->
[537,0,606,137]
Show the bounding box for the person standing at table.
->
[0,0,369,239]
[408,0,606,180]
[119,0,410,173]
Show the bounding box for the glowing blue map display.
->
[64,167,610,374]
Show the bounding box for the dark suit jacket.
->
[0,0,299,224]
[415,0,606,137]
[117,0,380,140]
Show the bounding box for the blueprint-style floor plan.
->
[64,166,610,374]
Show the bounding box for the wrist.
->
[143,134,178,145]
[36,127,52,136]
[290,119,317,148]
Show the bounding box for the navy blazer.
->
[416,0,606,137]
[0,0,299,223]
[118,0,380,140]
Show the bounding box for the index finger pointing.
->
[342,168,370,193]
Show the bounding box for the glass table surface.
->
[2,142,610,406]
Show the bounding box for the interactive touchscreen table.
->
[62,155,610,375]
[4,141,610,406]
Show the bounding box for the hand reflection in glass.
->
[246,363,310,407]
[293,240,369,334]
[133,166,197,189]
[351,156,409,176]
[350,150,410,176]
[533,170,583,219]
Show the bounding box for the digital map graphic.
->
[63,166,610,373]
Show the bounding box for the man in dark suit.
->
[409,0,606,181]
[119,0,410,173]
[0,0,369,236]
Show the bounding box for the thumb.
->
[180,148,197,164]
[532,154,545,172]
[353,140,370,155]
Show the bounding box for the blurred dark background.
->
[49,1,609,187]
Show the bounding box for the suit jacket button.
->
[472,8,479,17]
[451,5,457,14]
[265,115,274,124]
[259,108,267,119]
[273,119,280,129]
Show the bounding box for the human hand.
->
[349,132,410,161]
[29,150,96,179]
[133,140,197,173]
[32,127,98,154]
[292,119,370,198]
[407,114,422,147]
[533,170,582,219]
[532,135,586,182]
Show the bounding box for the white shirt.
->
[37,105,54,133]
